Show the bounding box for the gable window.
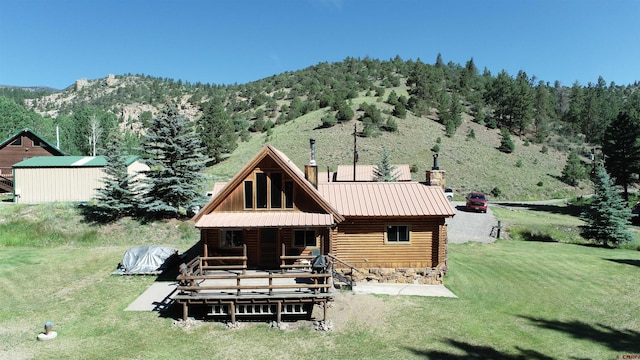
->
[33,139,41,147]
[284,180,294,209]
[244,172,292,210]
[244,181,253,209]
[270,172,282,208]
[294,230,317,247]
[386,225,410,243]
[221,230,244,248]
[256,172,268,208]
[10,137,21,146]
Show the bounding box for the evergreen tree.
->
[335,101,354,122]
[580,167,633,247]
[392,102,407,119]
[564,82,585,135]
[602,111,640,200]
[138,102,206,219]
[511,70,535,135]
[448,92,463,135]
[533,81,553,142]
[561,151,587,186]
[89,135,137,222]
[498,128,515,153]
[198,101,238,164]
[373,147,399,182]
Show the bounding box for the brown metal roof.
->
[195,212,335,228]
[207,182,228,198]
[318,182,455,217]
[335,164,412,182]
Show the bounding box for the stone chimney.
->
[426,153,446,189]
[304,138,318,188]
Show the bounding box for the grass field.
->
[1,204,639,359]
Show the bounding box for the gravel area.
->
[446,201,501,243]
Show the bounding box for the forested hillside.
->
[1,55,639,199]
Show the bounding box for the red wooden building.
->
[0,128,64,193]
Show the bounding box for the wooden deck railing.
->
[176,271,332,296]
[279,243,317,271]
[199,244,248,274]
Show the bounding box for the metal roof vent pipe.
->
[305,138,318,188]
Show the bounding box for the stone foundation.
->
[335,265,447,285]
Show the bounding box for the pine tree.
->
[602,111,640,201]
[561,151,587,186]
[498,128,515,153]
[373,148,399,182]
[89,135,137,222]
[580,167,633,247]
[138,102,206,219]
[198,101,238,165]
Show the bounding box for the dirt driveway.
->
[446,201,501,243]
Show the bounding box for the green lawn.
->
[2,238,638,359]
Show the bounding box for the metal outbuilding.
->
[12,155,148,204]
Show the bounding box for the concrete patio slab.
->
[353,283,457,298]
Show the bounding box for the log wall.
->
[331,216,446,269]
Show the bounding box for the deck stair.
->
[0,175,13,193]
[327,254,359,289]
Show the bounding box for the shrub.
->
[383,117,398,132]
[516,159,523,168]
[491,187,502,198]
[466,128,475,140]
[320,115,337,128]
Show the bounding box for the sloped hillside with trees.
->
[1,55,639,200]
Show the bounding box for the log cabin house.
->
[0,128,64,193]
[192,143,455,285]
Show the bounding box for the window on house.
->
[33,139,41,147]
[284,180,294,209]
[294,230,317,247]
[10,137,21,146]
[270,172,282,208]
[244,181,253,209]
[221,230,244,248]
[256,172,267,208]
[387,225,410,243]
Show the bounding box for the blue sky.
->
[1,0,638,89]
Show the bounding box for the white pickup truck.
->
[444,188,454,201]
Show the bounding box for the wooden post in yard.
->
[182,302,188,321]
[276,301,282,323]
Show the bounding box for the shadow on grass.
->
[519,231,557,243]
[494,202,584,218]
[521,316,640,353]
[605,258,640,269]
[403,340,555,359]
[155,242,202,282]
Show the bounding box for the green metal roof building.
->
[12,155,148,204]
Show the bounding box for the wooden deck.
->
[175,255,333,323]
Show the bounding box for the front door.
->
[259,228,279,269]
